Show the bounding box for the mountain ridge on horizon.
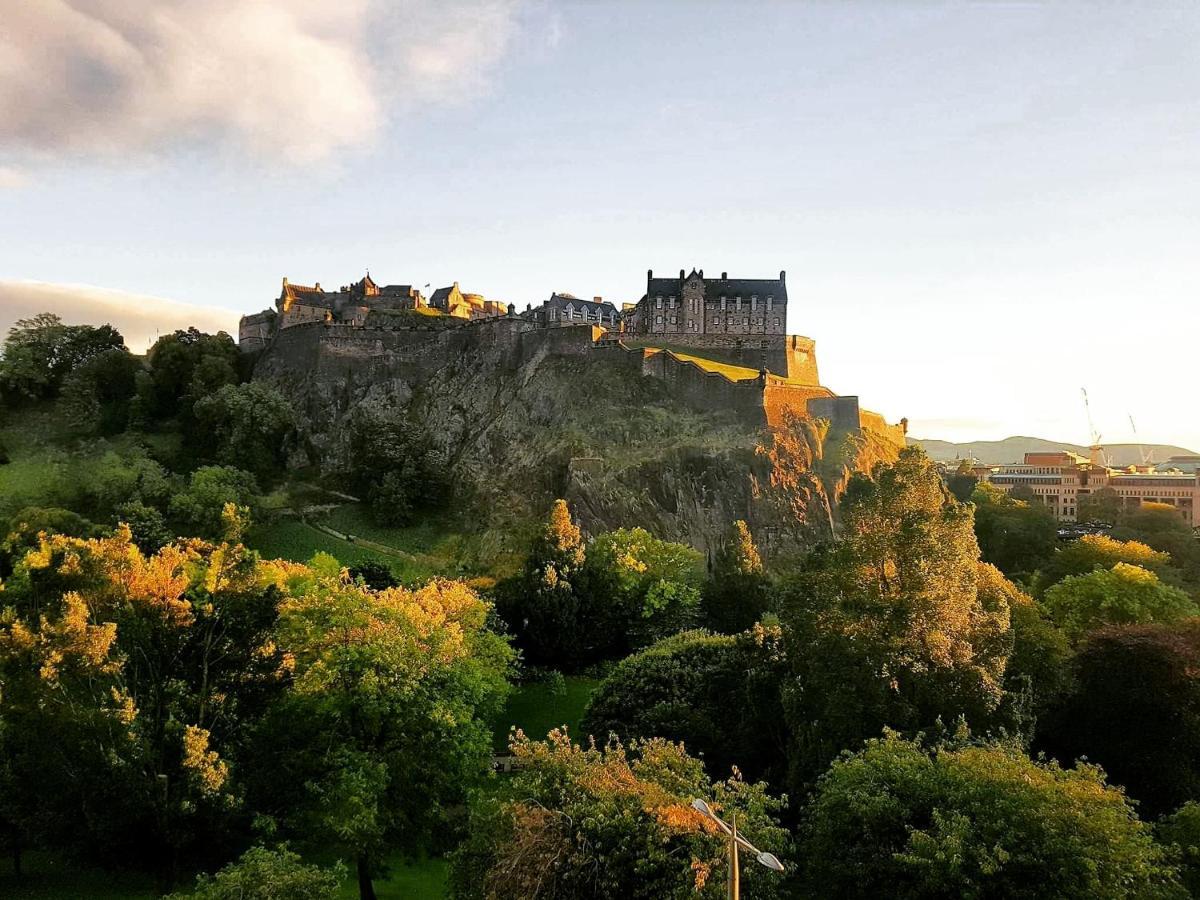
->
[911,435,1199,467]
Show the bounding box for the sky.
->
[1,1,1197,449]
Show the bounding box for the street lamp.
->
[691,798,785,900]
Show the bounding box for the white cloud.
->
[0,280,240,353]
[0,0,524,166]
[0,166,25,189]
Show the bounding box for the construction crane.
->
[1081,388,1107,466]
[1129,415,1153,467]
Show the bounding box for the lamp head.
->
[757,852,785,872]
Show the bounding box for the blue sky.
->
[1,2,1198,449]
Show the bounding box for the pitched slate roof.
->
[430,285,456,304]
[544,293,620,316]
[645,270,788,303]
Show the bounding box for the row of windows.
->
[654,315,782,327]
[655,295,775,310]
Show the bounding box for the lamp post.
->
[691,798,785,900]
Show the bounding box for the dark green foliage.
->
[166,846,344,900]
[60,347,143,435]
[494,500,619,669]
[193,382,295,482]
[971,482,1058,578]
[0,313,126,402]
[115,500,173,553]
[701,519,771,634]
[946,460,979,503]
[581,626,788,783]
[140,328,240,423]
[801,733,1180,899]
[348,560,399,590]
[1158,802,1200,896]
[1039,621,1200,818]
[347,405,451,526]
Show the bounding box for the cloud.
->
[0,280,240,353]
[0,165,25,189]
[0,0,524,166]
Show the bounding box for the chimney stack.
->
[721,271,727,279]
[593,295,603,303]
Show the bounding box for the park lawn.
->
[0,851,448,899]
[492,676,602,753]
[334,855,447,900]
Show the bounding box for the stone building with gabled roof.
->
[525,292,622,328]
[628,268,788,338]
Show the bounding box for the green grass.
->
[334,855,447,900]
[0,851,448,899]
[492,676,602,752]
[0,852,157,899]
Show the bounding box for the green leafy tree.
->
[0,313,126,401]
[60,347,143,434]
[193,382,295,482]
[495,499,620,669]
[1159,802,1200,896]
[1036,533,1178,593]
[1040,621,1200,818]
[0,527,289,888]
[451,731,792,900]
[254,569,512,900]
[582,625,789,784]
[971,482,1058,578]
[1041,562,1198,641]
[702,519,771,634]
[346,405,451,526]
[801,732,1180,898]
[781,447,1012,786]
[1113,503,1200,588]
[169,466,260,539]
[141,328,239,422]
[1078,486,1123,524]
[946,459,979,503]
[987,563,1071,731]
[167,846,343,900]
[586,526,704,647]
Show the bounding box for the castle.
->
[240,267,905,444]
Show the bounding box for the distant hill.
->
[912,435,1199,467]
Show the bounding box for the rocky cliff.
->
[252,319,902,557]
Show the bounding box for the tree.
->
[781,447,1012,786]
[169,466,260,539]
[581,625,788,784]
[141,328,239,422]
[167,846,344,900]
[702,520,771,634]
[346,404,451,526]
[1113,503,1200,588]
[946,459,978,503]
[451,731,792,900]
[989,563,1071,731]
[1039,621,1200,818]
[801,732,1180,899]
[971,482,1058,577]
[1036,533,1178,593]
[585,526,704,648]
[252,567,512,900]
[0,313,126,401]
[60,347,143,434]
[495,500,620,669]
[1041,563,1198,641]
[1158,802,1200,896]
[0,526,290,887]
[193,382,295,482]
[1078,486,1122,524]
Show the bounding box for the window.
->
[656,296,662,308]
[655,315,662,324]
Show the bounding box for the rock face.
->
[252,318,903,556]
